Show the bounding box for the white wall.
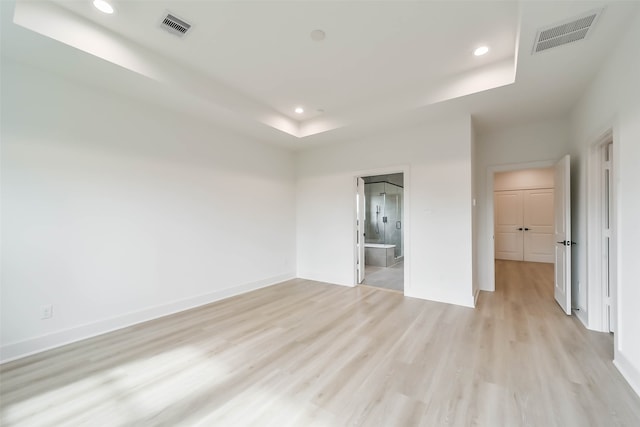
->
[494,168,554,191]
[0,62,296,361]
[296,116,475,307]
[570,9,640,396]
[475,119,571,291]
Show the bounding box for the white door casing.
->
[523,189,555,263]
[554,155,572,315]
[603,142,615,332]
[356,177,366,284]
[494,190,524,261]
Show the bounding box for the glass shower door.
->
[365,182,386,244]
[384,184,403,258]
[364,180,403,259]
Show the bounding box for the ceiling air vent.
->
[532,8,603,54]
[161,13,192,37]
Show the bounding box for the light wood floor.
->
[1,260,639,426]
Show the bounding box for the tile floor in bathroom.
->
[362,260,404,292]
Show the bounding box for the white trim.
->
[406,286,475,308]
[0,273,294,363]
[484,159,557,292]
[352,165,410,295]
[585,138,603,328]
[585,129,614,332]
[296,273,352,287]
[574,308,589,328]
[614,352,640,398]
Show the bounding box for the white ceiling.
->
[2,0,639,148]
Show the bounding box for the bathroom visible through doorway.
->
[358,173,404,292]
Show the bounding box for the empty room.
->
[2,0,640,425]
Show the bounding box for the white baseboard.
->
[614,351,640,398]
[296,272,354,287]
[406,287,476,308]
[479,279,495,292]
[0,273,295,363]
[574,308,589,329]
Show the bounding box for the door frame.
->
[485,159,556,292]
[586,129,616,333]
[356,177,366,284]
[353,165,410,293]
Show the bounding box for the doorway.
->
[487,157,573,315]
[356,173,404,292]
[492,167,557,305]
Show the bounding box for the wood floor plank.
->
[1,263,640,426]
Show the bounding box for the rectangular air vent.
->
[161,13,192,37]
[532,8,603,54]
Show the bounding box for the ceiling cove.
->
[12,0,518,139]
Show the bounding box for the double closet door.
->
[494,189,554,263]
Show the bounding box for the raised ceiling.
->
[4,1,639,147]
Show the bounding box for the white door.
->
[523,189,555,263]
[356,178,366,284]
[494,191,524,260]
[554,155,572,315]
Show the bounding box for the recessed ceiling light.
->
[310,29,326,42]
[295,107,304,114]
[474,46,489,56]
[93,0,114,14]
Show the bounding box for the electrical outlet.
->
[41,305,53,320]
